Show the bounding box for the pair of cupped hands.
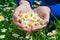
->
[13,0,50,35]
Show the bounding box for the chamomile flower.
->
[33,22,39,26]
[52,30,56,34]
[1,28,7,33]
[22,13,30,20]
[25,35,30,39]
[29,11,35,17]
[28,22,33,27]
[6,7,11,10]
[12,33,20,38]
[19,11,42,27]
[0,35,5,39]
[22,21,29,27]
[47,32,53,36]
[19,37,24,40]
[0,15,4,21]
[32,16,38,22]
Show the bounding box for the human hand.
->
[13,1,32,33]
[32,6,51,31]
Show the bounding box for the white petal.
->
[0,35,5,39]
[12,33,19,38]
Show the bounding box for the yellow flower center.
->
[25,14,28,19]
[49,32,53,36]
[32,17,37,22]
[33,17,36,19]
[34,23,37,26]
[30,13,33,17]
[28,23,32,27]
[0,16,2,19]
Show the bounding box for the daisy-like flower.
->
[22,13,30,20]
[31,16,38,22]
[0,35,5,39]
[6,7,11,10]
[47,30,56,37]
[47,32,53,36]
[11,10,14,12]
[12,33,20,38]
[19,37,24,40]
[22,20,29,27]
[51,36,56,39]
[52,30,56,35]
[25,35,30,39]
[1,28,7,33]
[28,22,33,27]
[0,15,4,21]
[19,11,42,27]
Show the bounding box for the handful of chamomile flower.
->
[19,11,42,28]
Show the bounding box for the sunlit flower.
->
[52,30,56,34]
[12,33,19,38]
[22,13,30,20]
[28,22,33,27]
[11,10,14,12]
[0,15,4,21]
[19,11,42,27]
[6,7,11,10]
[31,16,37,22]
[0,35,5,39]
[19,37,24,40]
[47,32,53,36]
[47,30,56,37]
[51,36,56,39]
[25,35,30,39]
[32,4,38,8]
[1,28,7,33]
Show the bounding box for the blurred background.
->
[0,0,60,40]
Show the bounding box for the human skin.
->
[32,6,50,31]
[13,0,50,33]
[13,1,32,35]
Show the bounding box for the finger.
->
[32,25,42,31]
[23,27,31,32]
[13,17,32,32]
[40,20,49,26]
[13,7,21,22]
[32,24,47,31]
[13,15,20,22]
[13,18,23,30]
[40,14,49,25]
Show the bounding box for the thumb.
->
[40,20,49,25]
